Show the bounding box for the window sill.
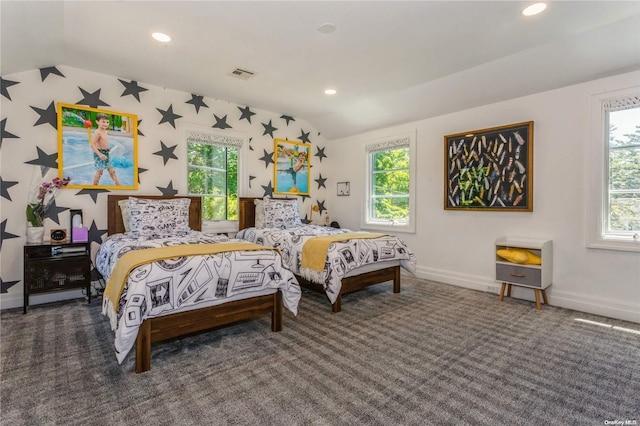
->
[586,236,640,253]
[361,221,415,234]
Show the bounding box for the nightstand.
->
[495,237,553,310]
[23,242,91,314]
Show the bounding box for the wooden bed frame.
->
[106,195,283,373]
[238,197,400,313]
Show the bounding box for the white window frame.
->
[586,86,640,252]
[179,123,248,234]
[362,131,416,234]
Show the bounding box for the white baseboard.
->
[0,289,87,311]
[413,265,640,324]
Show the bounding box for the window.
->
[587,88,640,252]
[363,132,416,233]
[181,125,247,233]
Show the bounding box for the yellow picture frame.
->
[57,103,138,189]
[273,138,311,196]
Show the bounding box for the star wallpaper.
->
[0,65,330,307]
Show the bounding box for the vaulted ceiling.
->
[2,1,639,139]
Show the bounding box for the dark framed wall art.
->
[444,121,533,211]
[57,103,139,190]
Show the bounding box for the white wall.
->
[0,65,329,310]
[326,70,640,323]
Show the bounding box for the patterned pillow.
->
[128,197,191,236]
[254,198,265,228]
[263,197,302,229]
[118,199,132,233]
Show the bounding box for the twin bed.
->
[99,195,301,373]
[99,194,415,373]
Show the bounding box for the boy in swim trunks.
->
[90,113,121,186]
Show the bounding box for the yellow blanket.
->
[104,242,278,314]
[301,232,387,272]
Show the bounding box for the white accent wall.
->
[326,70,640,323]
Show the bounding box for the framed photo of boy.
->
[444,121,533,212]
[273,138,311,196]
[57,103,138,189]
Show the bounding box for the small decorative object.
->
[309,205,319,224]
[337,182,350,196]
[274,138,311,196]
[70,208,89,242]
[444,121,533,211]
[26,174,71,236]
[50,229,67,243]
[26,226,45,244]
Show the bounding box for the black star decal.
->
[299,193,311,202]
[1,177,19,201]
[157,104,182,128]
[87,220,108,246]
[301,214,311,225]
[262,119,278,138]
[1,77,19,100]
[249,175,256,188]
[281,115,295,126]
[30,101,58,129]
[118,79,148,102]
[137,167,148,184]
[153,141,178,165]
[1,219,19,251]
[258,149,274,168]
[298,130,311,143]
[186,94,208,113]
[248,137,254,151]
[43,199,68,225]
[137,119,145,137]
[212,114,232,129]
[261,181,274,198]
[1,118,19,148]
[40,66,65,81]
[157,181,178,196]
[317,200,327,215]
[75,188,109,203]
[76,87,110,108]
[25,147,58,176]
[0,277,20,294]
[315,174,327,189]
[238,106,256,123]
[315,146,327,162]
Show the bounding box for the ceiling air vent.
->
[229,67,256,80]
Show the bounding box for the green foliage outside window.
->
[608,122,640,232]
[371,147,410,220]
[187,142,238,221]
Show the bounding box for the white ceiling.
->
[2,1,640,139]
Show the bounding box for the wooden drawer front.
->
[496,264,542,287]
[25,258,89,293]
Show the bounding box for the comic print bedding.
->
[96,231,301,363]
[236,225,416,303]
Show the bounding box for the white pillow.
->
[254,198,265,228]
[263,197,302,229]
[128,197,191,236]
[118,199,132,233]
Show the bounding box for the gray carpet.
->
[1,276,639,426]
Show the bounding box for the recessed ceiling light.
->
[324,89,337,95]
[151,32,171,43]
[522,3,547,16]
[318,23,337,34]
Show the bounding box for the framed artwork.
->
[57,103,138,189]
[274,138,311,195]
[444,121,533,211]
[337,182,350,196]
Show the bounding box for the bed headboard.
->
[238,197,260,231]
[107,195,203,235]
